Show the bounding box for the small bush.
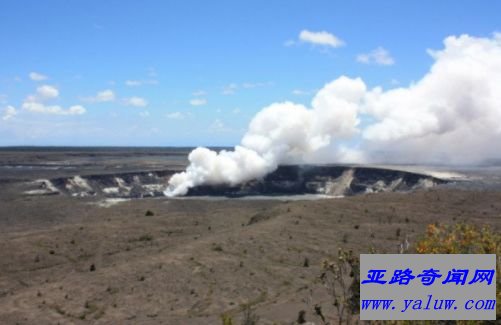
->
[220,313,233,325]
[297,310,306,324]
[303,257,309,267]
[212,244,223,252]
[145,210,154,216]
[240,304,260,325]
[138,234,153,242]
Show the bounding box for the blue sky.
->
[0,0,499,146]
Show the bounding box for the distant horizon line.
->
[0,145,234,149]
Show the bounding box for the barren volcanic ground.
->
[0,148,500,324]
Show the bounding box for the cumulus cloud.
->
[166,112,185,119]
[22,85,86,115]
[356,47,395,65]
[298,30,345,48]
[83,89,115,103]
[2,106,17,121]
[360,34,501,163]
[166,33,501,196]
[189,98,207,106]
[23,102,86,115]
[123,96,148,107]
[29,72,48,81]
[36,85,59,99]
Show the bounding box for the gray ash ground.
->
[0,148,500,324]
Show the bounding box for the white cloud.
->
[95,89,115,102]
[242,81,273,89]
[222,83,238,95]
[358,34,501,164]
[29,72,48,81]
[356,47,395,66]
[189,98,207,106]
[2,106,17,121]
[292,89,314,96]
[37,85,59,99]
[166,112,185,119]
[192,90,207,96]
[221,82,272,95]
[23,102,86,115]
[209,118,225,131]
[125,79,158,87]
[390,78,400,86]
[83,89,115,103]
[125,80,141,87]
[147,67,157,78]
[139,111,150,117]
[123,96,148,107]
[298,30,345,48]
[21,85,85,116]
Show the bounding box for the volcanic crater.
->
[24,165,447,199]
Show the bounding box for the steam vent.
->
[25,165,447,198]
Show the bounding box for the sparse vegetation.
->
[240,304,260,325]
[319,248,360,324]
[303,257,309,267]
[212,243,223,252]
[221,313,233,325]
[297,310,306,324]
[139,234,153,241]
[415,222,501,320]
[415,222,499,254]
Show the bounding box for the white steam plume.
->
[165,33,501,196]
[165,78,364,196]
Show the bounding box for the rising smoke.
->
[165,33,501,196]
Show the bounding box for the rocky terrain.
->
[0,148,499,324]
[20,165,446,200]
